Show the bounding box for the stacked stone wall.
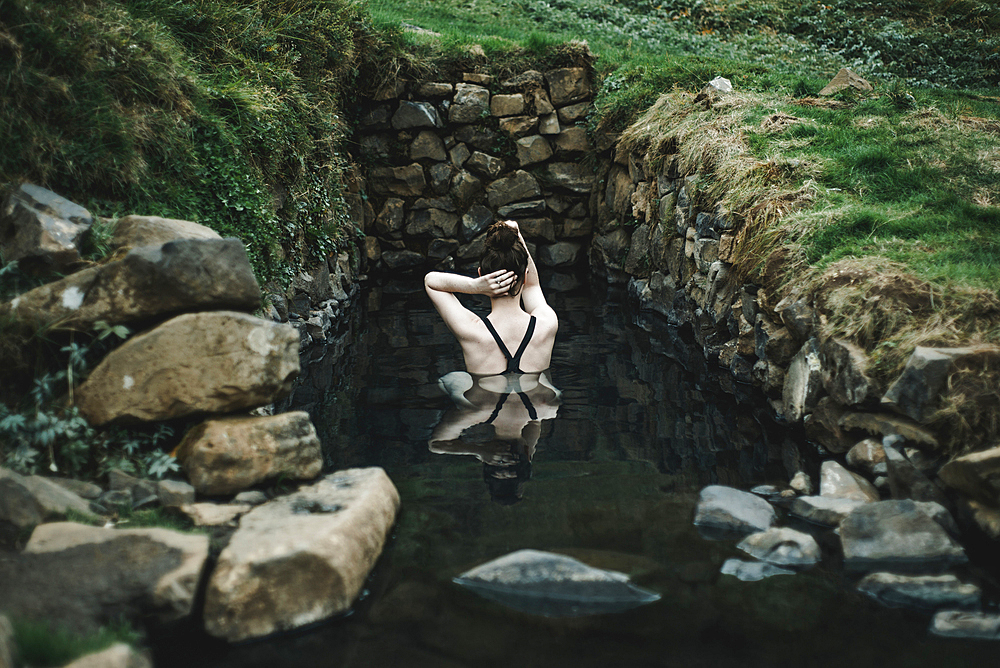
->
[356,67,598,274]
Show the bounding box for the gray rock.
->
[75,311,298,426]
[453,549,659,617]
[234,490,269,506]
[204,468,400,641]
[789,495,864,526]
[381,250,425,270]
[821,338,879,406]
[449,83,491,123]
[392,101,442,129]
[370,164,426,196]
[930,611,1000,640]
[938,444,1000,506]
[61,643,152,668]
[0,522,208,633]
[693,485,776,537]
[553,126,590,155]
[0,615,13,668]
[4,238,261,333]
[449,171,482,208]
[429,162,453,195]
[516,135,553,167]
[720,558,795,582]
[538,242,582,268]
[466,151,504,179]
[497,200,546,219]
[755,313,797,366]
[487,171,541,208]
[545,67,590,106]
[0,183,93,270]
[449,142,471,168]
[846,438,887,477]
[543,162,595,193]
[884,442,949,505]
[840,500,967,573]
[883,346,995,422]
[157,480,195,507]
[782,338,823,423]
[557,102,590,124]
[461,205,493,242]
[737,527,821,568]
[775,297,815,342]
[409,130,447,161]
[375,199,405,238]
[176,412,322,496]
[428,238,460,260]
[820,460,879,502]
[0,468,99,529]
[45,477,102,500]
[857,572,980,610]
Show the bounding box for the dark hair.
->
[480,221,528,297]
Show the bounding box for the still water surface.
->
[159,274,996,668]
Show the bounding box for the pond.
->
[156,272,997,668]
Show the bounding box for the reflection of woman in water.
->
[424,220,560,503]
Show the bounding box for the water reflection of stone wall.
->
[284,278,786,491]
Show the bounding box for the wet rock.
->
[857,572,980,611]
[392,101,442,129]
[180,503,252,527]
[938,445,1000,506]
[4,238,262,332]
[821,338,879,406]
[782,338,823,423]
[883,442,949,505]
[0,468,99,529]
[840,500,967,573]
[930,611,1000,640]
[693,485,776,537]
[453,549,659,617]
[157,480,195,507]
[204,468,400,642]
[487,171,542,208]
[0,183,93,270]
[111,215,221,250]
[789,495,864,526]
[75,311,299,426]
[538,242,582,268]
[0,522,208,633]
[545,67,590,106]
[820,460,879,502]
[450,84,491,123]
[176,412,321,495]
[737,527,821,568]
[720,558,795,582]
[846,438,887,477]
[543,162,595,193]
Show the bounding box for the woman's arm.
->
[506,221,554,318]
[424,269,515,338]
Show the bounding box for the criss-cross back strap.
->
[480,315,536,374]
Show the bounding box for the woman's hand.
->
[477,269,516,296]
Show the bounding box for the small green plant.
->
[11,616,142,668]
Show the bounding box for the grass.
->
[11,616,142,668]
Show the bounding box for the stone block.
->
[545,67,590,106]
[392,101,442,129]
[409,130,447,161]
[491,93,525,117]
[449,83,491,123]
[515,135,553,166]
[499,115,540,137]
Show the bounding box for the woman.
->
[423,219,558,375]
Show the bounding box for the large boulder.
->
[857,572,980,611]
[693,485,776,537]
[0,183,92,270]
[111,215,221,249]
[0,522,208,633]
[176,412,322,495]
[204,468,400,642]
[0,467,99,530]
[3,238,261,332]
[789,495,864,527]
[74,311,298,425]
[840,500,967,573]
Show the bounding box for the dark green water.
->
[157,275,998,668]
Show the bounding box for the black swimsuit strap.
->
[485,390,538,424]
[479,315,537,374]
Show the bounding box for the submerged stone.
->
[720,558,795,582]
[857,572,980,611]
[453,549,660,617]
[930,611,1000,640]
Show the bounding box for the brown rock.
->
[75,312,299,425]
[515,135,553,166]
[0,183,92,271]
[409,130,447,161]
[111,216,221,249]
[939,446,1000,506]
[553,126,591,155]
[499,115,540,138]
[818,67,873,96]
[545,67,590,106]
[450,83,491,123]
[370,163,426,196]
[491,94,525,117]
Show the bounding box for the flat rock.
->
[542,162,595,193]
[453,549,659,617]
[839,412,938,447]
[857,572,980,611]
[157,480,195,507]
[720,558,794,582]
[930,611,1000,640]
[737,527,821,568]
[820,460,879,502]
[486,170,541,208]
[111,215,220,249]
[693,485,776,537]
[180,503,252,527]
[176,411,322,495]
[62,643,152,668]
[75,311,299,425]
[0,468,99,529]
[4,238,261,332]
[204,468,400,642]
[0,522,208,633]
[789,495,864,527]
[840,500,967,573]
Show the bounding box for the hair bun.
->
[485,221,518,251]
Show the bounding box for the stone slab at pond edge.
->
[176,411,322,495]
[693,485,776,537]
[204,468,400,642]
[74,311,299,425]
